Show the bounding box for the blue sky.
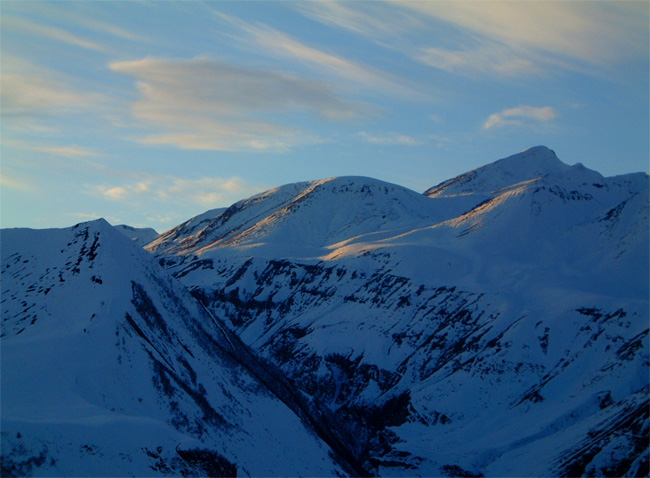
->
[2,1,648,231]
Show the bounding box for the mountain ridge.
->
[148,146,648,300]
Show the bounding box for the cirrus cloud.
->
[3,15,106,52]
[399,1,648,67]
[297,1,648,79]
[212,11,423,99]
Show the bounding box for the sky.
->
[1,1,648,232]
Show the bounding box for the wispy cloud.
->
[2,1,148,43]
[1,72,101,118]
[110,56,365,151]
[91,174,265,209]
[1,58,110,121]
[400,1,648,66]
[403,1,648,78]
[212,11,423,99]
[75,17,150,43]
[1,62,112,172]
[295,1,421,40]
[1,139,108,178]
[4,15,106,51]
[0,174,34,193]
[100,182,149,200]
[297,1,648,79]
[158,177,261,207]
[31,145,102,158]
[417,42,539,78]
[483,106,557,130]
[358,132,420,145]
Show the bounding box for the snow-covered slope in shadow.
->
[114,224,160,246]
[1,219,347,477]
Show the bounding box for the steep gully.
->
[190,294,371,477]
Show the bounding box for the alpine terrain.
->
[2,146,648,477]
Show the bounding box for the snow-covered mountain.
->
[1,220,352,476]
[2,146,648,477]
[147,146,649,476]
[146,178,466,261]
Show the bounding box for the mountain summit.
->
[2,147,648,477]
[425,146,575,197]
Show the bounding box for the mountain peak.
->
[425,146,576,198]
[495,145,565,170]
[75,217,113,229]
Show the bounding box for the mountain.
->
[1,219,351,476]
[2,146,648,477]
[148,146,649,476]
[146,177,466,260]
[114,224,160,246]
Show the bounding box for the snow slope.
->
[146,177,477,261]
[114,224,160,246]
[150,146,649,476]
[147,208,227,254]
[1,219,347,476]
